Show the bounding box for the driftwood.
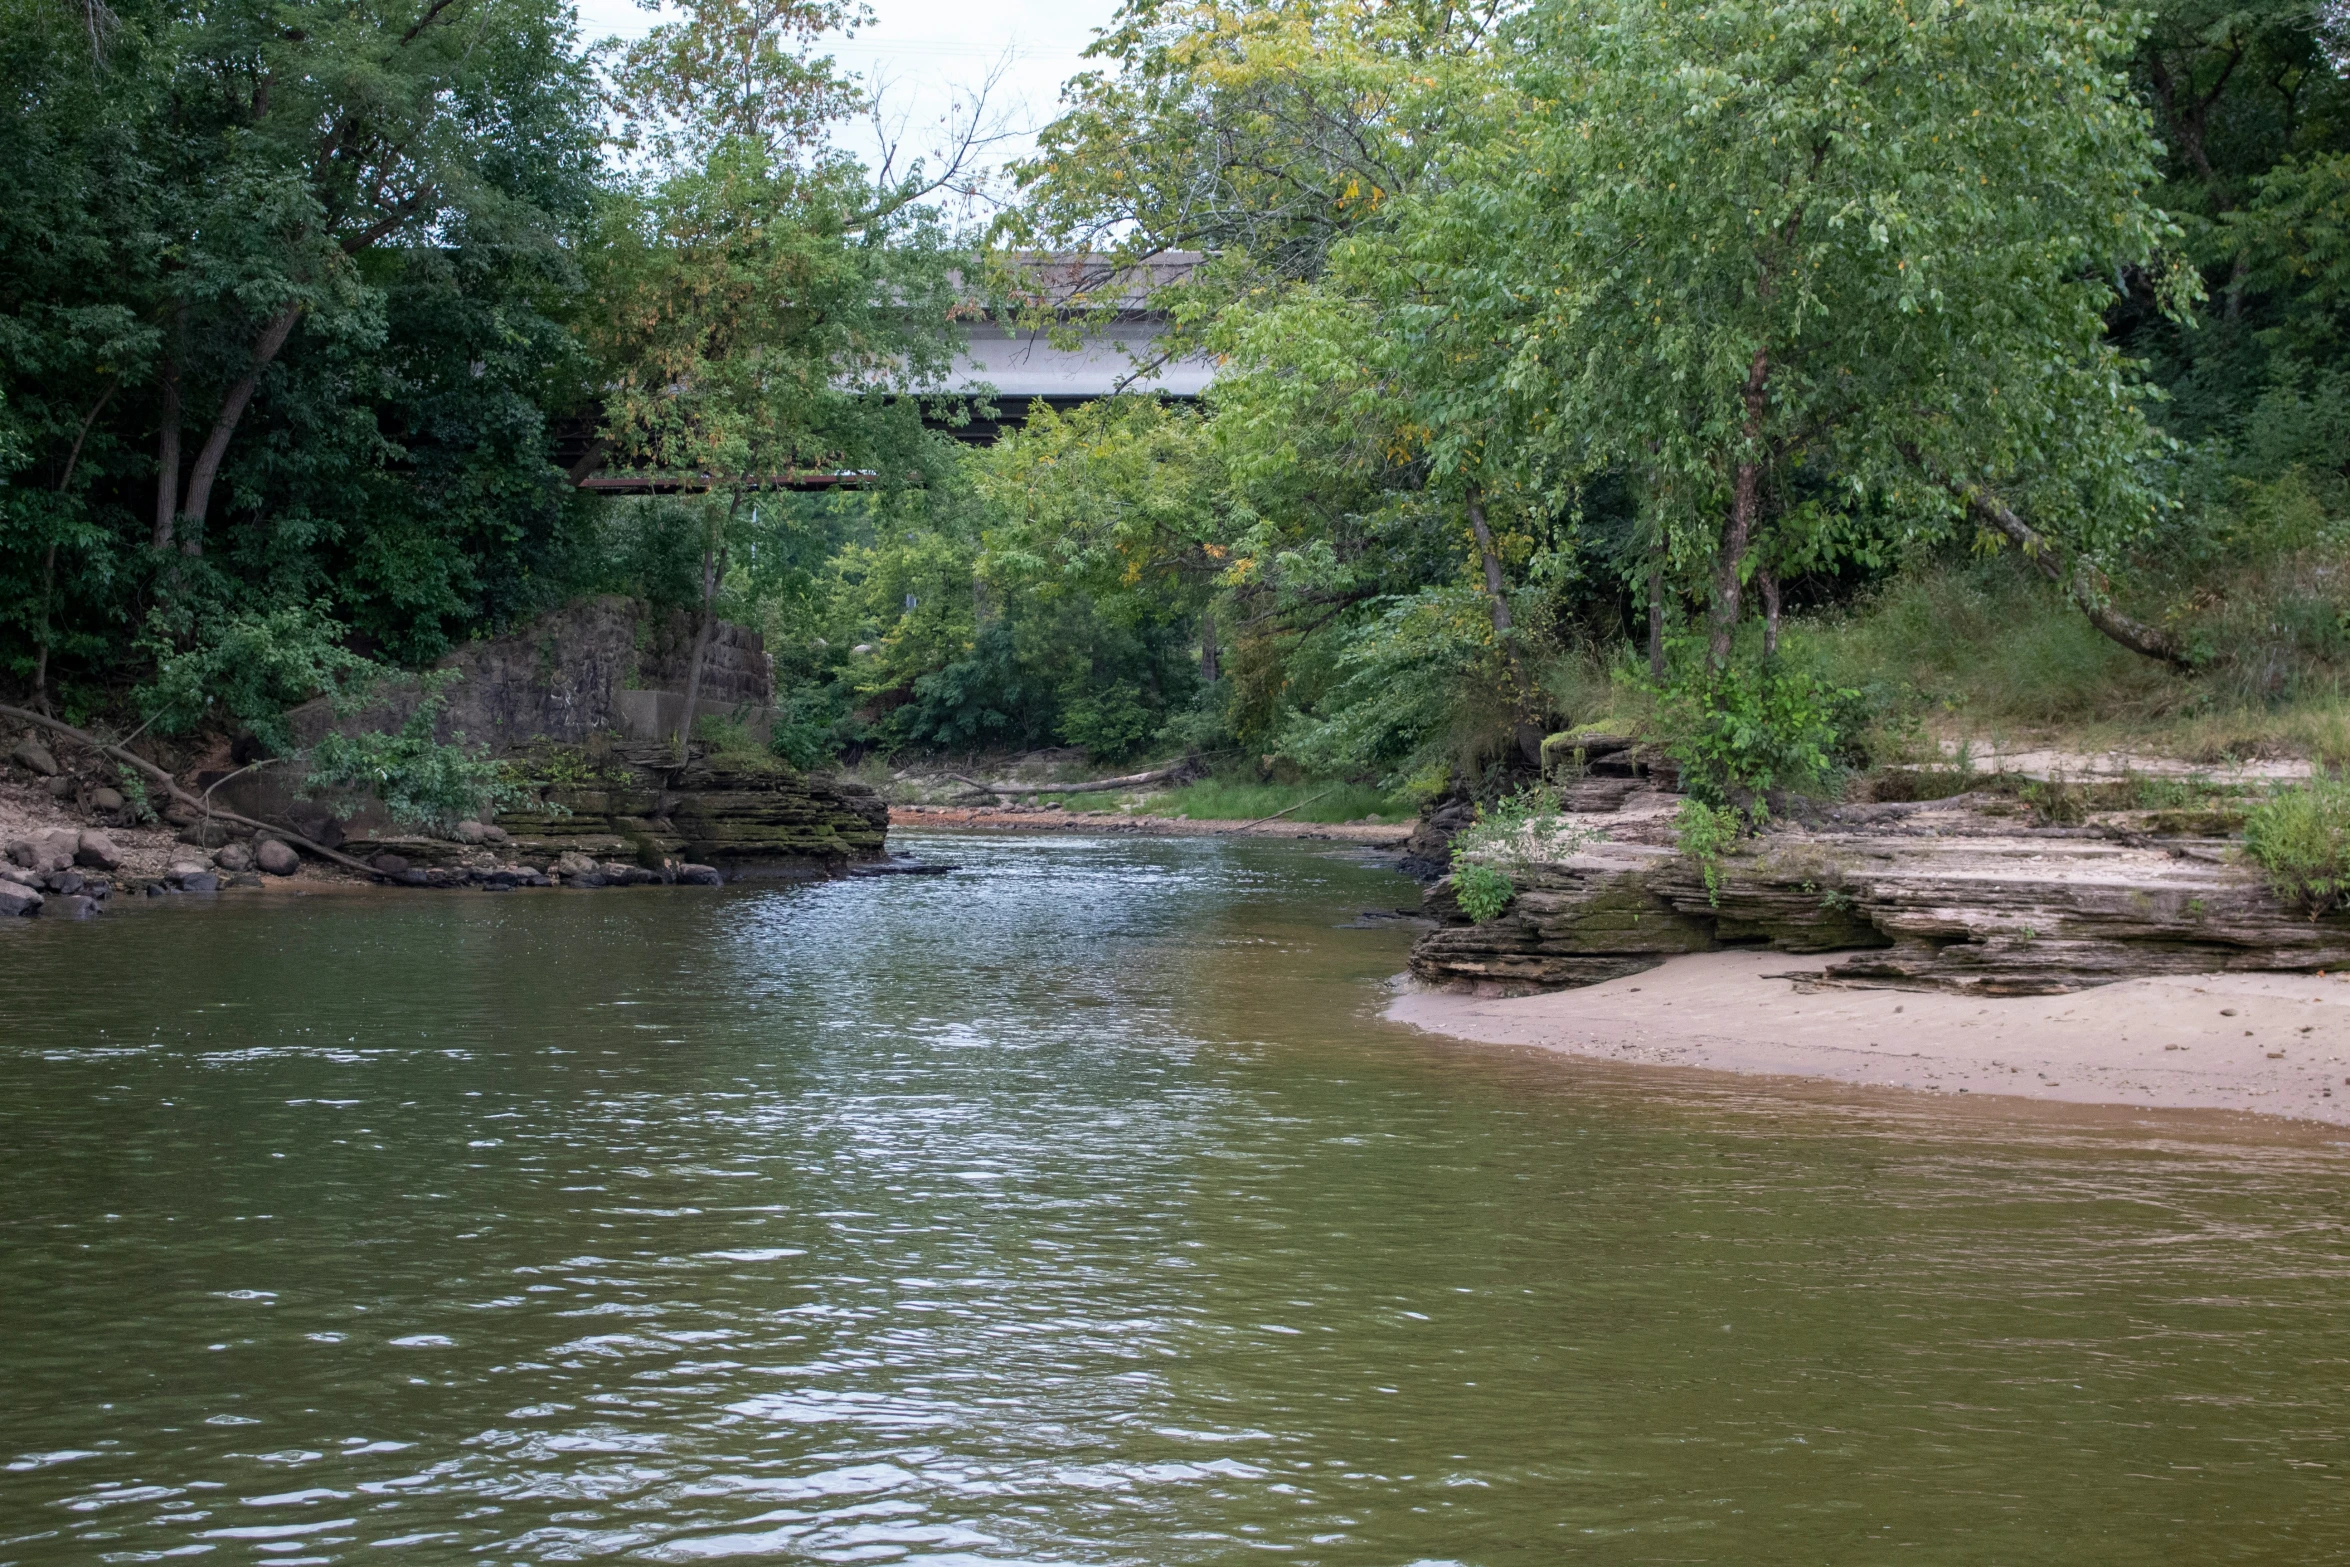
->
[0,703,388,881]
[1220,785,1342,834]
[949,761,1194,797]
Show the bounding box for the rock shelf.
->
[1411,792,2350,996]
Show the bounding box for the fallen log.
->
[0,703,388,881]
[1220,785,1341,834]
[948,761,1194,797]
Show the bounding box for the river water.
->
[4,832,2349,1564]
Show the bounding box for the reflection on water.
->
[3,832,2349,1565]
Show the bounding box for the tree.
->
[0,0,604,702]
[1479,0,2179,670]
[587,0,970,756]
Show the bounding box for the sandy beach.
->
[1390,951,2350,1126]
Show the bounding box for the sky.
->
[571,0,1127,211]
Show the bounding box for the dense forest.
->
[8,0,2350,824]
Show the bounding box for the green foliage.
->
[1657,654,1860,808]
[1451,862,1516,925]
[1674,797,1747,908]
[1442,784,1598,924]
[1277,587,1521,784]
[1150,779,1406,824]
[304,676,529,832]
[2243,780,2350,915]
[135,601,386,753]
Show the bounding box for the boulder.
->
[678,863,723,886]
[213,841,255,873]
[90,787,124,813]
[74,829,121,871]
[166,857,212,880]
[45,893,99,920]
[10,828,81,874]
[46,774,73,798]
[369,851,410,875]
[285,800,345,849]
[10,739,58,776]
[254,839,300,876]
[0,882,42,917]
[42,869,84,895]
[0,864,37,888]
[554,850,599,878]
[177,870,220,893]
[452,820,511,845]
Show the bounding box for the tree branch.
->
[1932,479,2192,670]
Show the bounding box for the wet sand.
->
[1390,950,2350,1126]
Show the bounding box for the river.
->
[3,832,2348,1564]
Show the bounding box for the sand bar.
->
[1390,950,2350,1125]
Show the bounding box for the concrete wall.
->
[281,595,775,751]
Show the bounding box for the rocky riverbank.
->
[1409,788,2350,995]
[2,726,892,920]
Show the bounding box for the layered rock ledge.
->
[1410,792,2350,996]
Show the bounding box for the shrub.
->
[136,600,387,753]
[1444,784,1599,923]
[2243,779,2350,915]
[304,675,531,833]
[1675,797,1745,906]
[1452,862,1516,923]
[1658,655,1859,806]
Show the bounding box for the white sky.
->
[571,0,1127,215]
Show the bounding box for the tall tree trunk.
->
[175,303,303,555]
[31,543,57,715]
[1467,489,1543,766]
[153,355,182,550]
[565,434,611,486]
[37,383,114,711]
[1707,347,1772,672]
[1646,559,1665,680]
[675,496,737,761]
[1758,564,1781,658]
[1198,608,1220,684]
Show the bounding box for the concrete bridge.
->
[569,252,1212,489]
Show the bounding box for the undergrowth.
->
[1143,780,1407,823]
[2243,780,2350,915]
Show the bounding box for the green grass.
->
[1141,779,1412,824]
[1789,558,2350,766]
[2243,779,2350,914]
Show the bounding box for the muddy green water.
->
[4,833,2350,1564]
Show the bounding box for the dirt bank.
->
[1390,949,2350,1125]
